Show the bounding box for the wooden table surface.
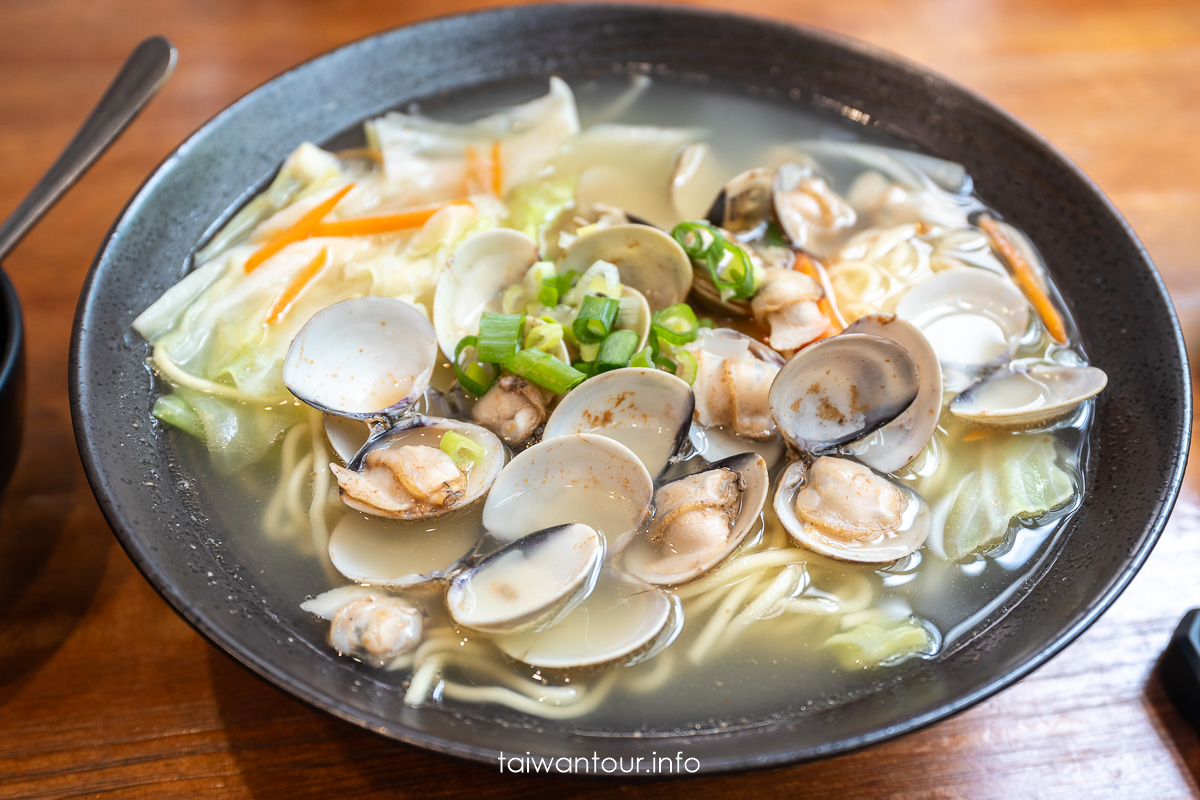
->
[2,0,1198,797]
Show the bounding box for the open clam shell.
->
[768,332,921,455]
[622,452,769,586]
[432,228,539,362]
[481,433,654,553]
[950,363,1107,428]
[773,456,929,563]
[282,296,437,420]
[843,314,944,473]
[705,167,774,239]
[336,416,505,521]
[327,512,482,588]
[446,523,604,633]
[541,367,694,478]
[894,267,1030,392]
[557,223,692,312]
[493,567,675,669]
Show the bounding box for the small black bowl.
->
[70,4,1191,775]
[0,265,23,497]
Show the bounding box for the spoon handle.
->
[0,36,176,262]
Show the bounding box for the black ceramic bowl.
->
[0,266,23,497]
[70,4,1190,774]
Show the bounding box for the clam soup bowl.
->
[70,4,1190,774]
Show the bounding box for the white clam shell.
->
[894,268,1030,392]
[558,223,692,312]
[950,363,1107,428]
[622,452,768,585]
[328,511,481,588]
[432,228,539,362]
[541,367,694,478]
[773,457,929,564]
[446,523,604,633]
[282,296,437,419]
[341,417,505,521]
[768,333,920,454]
[844,314,944,473]
[493,567,674,668]
[481,433,653,552]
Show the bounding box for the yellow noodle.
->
[440,670,620,720]
[675,548,806,600]
[404,655,443,706]
[688,577,759,665]
[716,564,805,652]
[621,651,677,695]
[150,346,259,401]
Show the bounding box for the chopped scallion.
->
[453,335,498,397]
[476,313,526,363]
[440,430,486,468]
[572,294,620,344]
[629,345,655,369]
[524,318,564,352]
[653,355,677,373]
[674,349,699,385]
[651,303,700,346]
[538,270,576,307]
[504,348,587,394]
[595,329,639,373]
[671,221,760,300]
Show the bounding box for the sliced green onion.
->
[595,329,639,373]
[671,221,759,301]
[524,318,564,352]
[572,295,620,344]
[572,359,596,379]
[698,316,715,329]
[651,303,700,347]
[440,430,486,468]
[453,335,498,397]
[476,313,526,363]
[629,345,655,369]
[504,348,587,394]
[653,355,677,373]
[762,221,789,248]
[501,284,526,314]
[674,349,699,385]
[538,270,576,307]
[577,341,601,363]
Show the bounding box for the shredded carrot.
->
[244,184,354,273]
[978,213,1067,344]
[264,248,328,325]
[311,200,471,237]
[490,139,503,197]
[464,146,480,196]
[793,252,845,338]
[962,428,993,443]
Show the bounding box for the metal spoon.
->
[0,36,176,261]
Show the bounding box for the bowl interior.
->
[69,4,1190,772]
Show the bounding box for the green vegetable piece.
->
[595,329,639,373]
[152,393,204,440]
[476,312,526,363]
[453,335,498,397]
[651,303,700,347]
[824,618,933,670]
[572,294,620,344]
[439,430,485,468]
[504,348,586,394]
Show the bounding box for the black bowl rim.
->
[0,268,20,403]
[69,2,1192,775]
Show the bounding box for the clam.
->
[683,328,787,468]
[772,162,857,257]
[481,433,653,552]
[557,223,693,312]
[327,510,481,588]
[446,523,604,633]
[950,363,1107,428]
[670,142,726,222]
[705,167,774,239]
[773,456,930,563]
[541,367,694,478]
[326,594,423,667]
[539,203,633,262]
[282,295,437,421]
[894,267,1030,392]
[768,332,921,455]
[432,228,539,362]
[332,417,505,521]
[622,453,769,585]
[843,314,944,473]
[493,567,675,668]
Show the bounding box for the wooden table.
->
[1,0,1198,796]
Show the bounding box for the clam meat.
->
[470,373,551,445]
[323,594,424,667]
[773,456,929,563]
[750,266,830,352]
